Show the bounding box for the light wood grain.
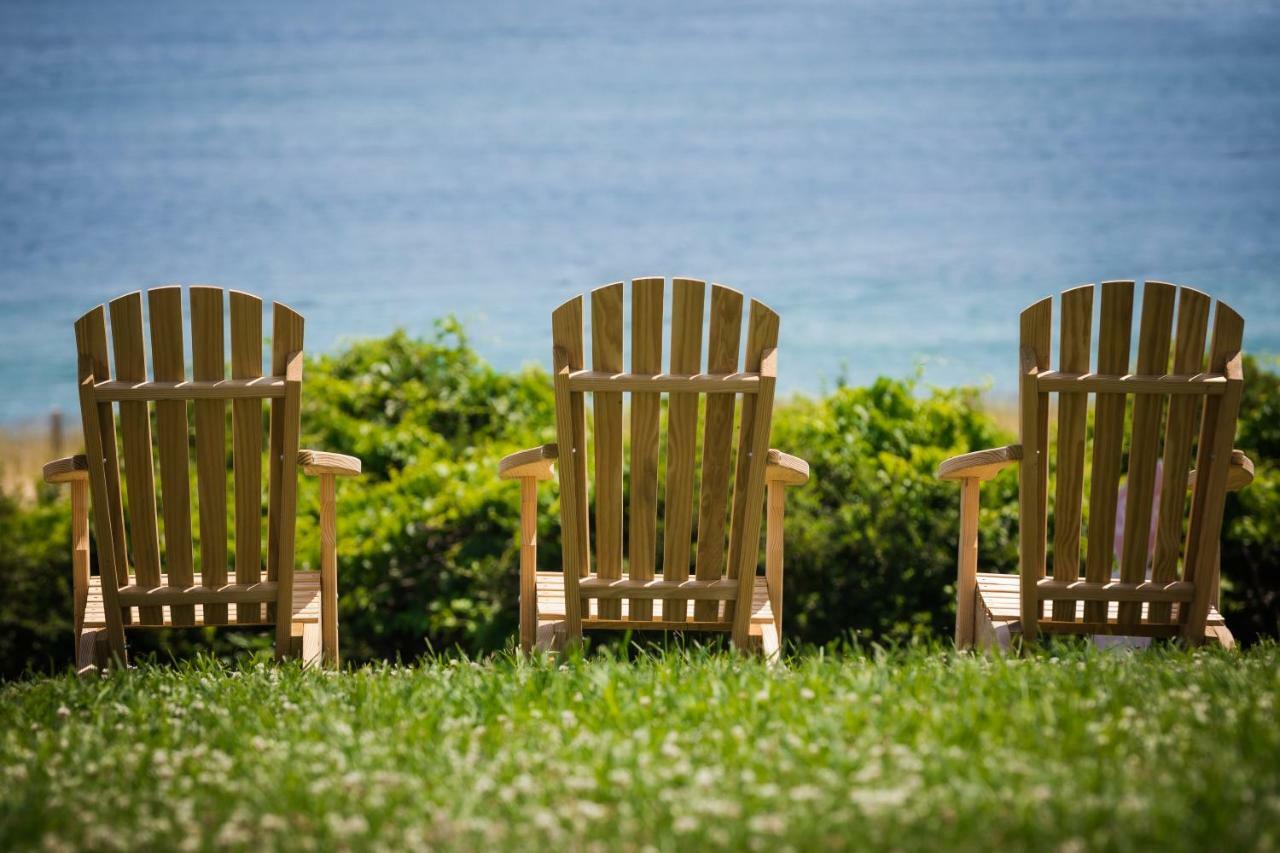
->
[1035,372,1224,394]
[110,291,165,625]
[590,282,624,619]
[1083,281,1134,623]
[1181,302,1245,641]
[319,473,339,666]
[74,307,128,658]
[628,278,664,620]
[566,371,758,393]
[149,286,196,625]
[765,481,785,638]
[695,284,744,621]
[1118,281,1175,626]
[729,300,780,647]
[229,291,264,623]
[92,378,286,400]
[1036,578,1194,603]
[1016,295,1052,643]
[81,571,324,628]
[518,477,538,653]
[661,278,706,624]
[498,444,557,481]
[765,449,809,485]
[578,577,739,600]
[1150,287,1211,621]
[190,286,229,624]
[551,295,588,644]
[71,479,89,640]
[1051,285,1092,621]
[954,477,980,647]
[42,454,88,483]
[268,303,304,658]
[298,449,362,477]
[936,445,1022,482]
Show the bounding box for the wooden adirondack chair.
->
[41,287,361,674]
[938,281,1253,650]
[499,278,809,658]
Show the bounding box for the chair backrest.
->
[551,277,780,632]
[1016,280,1245,641]
[74,286,304,645]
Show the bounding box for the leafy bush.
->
[771,377,1019,645]
[0,486,73,677]
[0,327,1274,676]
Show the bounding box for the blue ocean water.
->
[1,0,1277,421]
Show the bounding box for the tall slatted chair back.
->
[1016,281,1245,643]
[551,277,780,647]
[74,287,305,659]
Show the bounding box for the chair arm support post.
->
[318,473,340,666]
[954,477,982,649]
[765,481,786,637]
[518,478,540,654]
[71,479,90,641]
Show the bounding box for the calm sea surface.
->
[1,1,1278,421]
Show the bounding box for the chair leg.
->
[756,623,781,665]
[954,478,980,648]
[300,623,323,667]
[518,479,538,655]
[319,474,341,668]
[76,628,108,677]
[534,620,566,653]
[1205,624,1236,650]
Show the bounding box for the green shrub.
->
[0,486,73,678]
[770,377,1019,644]
[0,327,1274,676]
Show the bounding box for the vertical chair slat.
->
[1181,302,1245,640]
[1117,281,1176,626]
[627,278,664,621]
[75,307,128,654]
[76,307,130,593]
[109,292,164,625]
[728,300,780,645]
[1051,285,1093,621]
[590,283,625,620]
[229,291,263,623]
[268,302,304,655]
[1082,281,1134,623]
[694,284,744,622]
[552,296,588,641]
[661,278,706,623]
[1150,287,1211,622]
[148,286,196,626]
[1017,296,1052,642]
[190,287,229,624]
[727,298,773,625]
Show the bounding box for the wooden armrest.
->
[43,455,88,484]
[936,444,1022,482]
[765,449,809,486]
[499,444,558,481]
[298,450,361,477]
[1189,449,1253,492]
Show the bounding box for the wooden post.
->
[765,481,785,637]
[319,473,339,666]
[954,477,980,648]
[519,478,538,654]
[71,479,90,642]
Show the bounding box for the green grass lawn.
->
[2,644,1278,851]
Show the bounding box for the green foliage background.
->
[1,325,1275,676]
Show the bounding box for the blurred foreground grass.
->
[1,643,1277,851]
